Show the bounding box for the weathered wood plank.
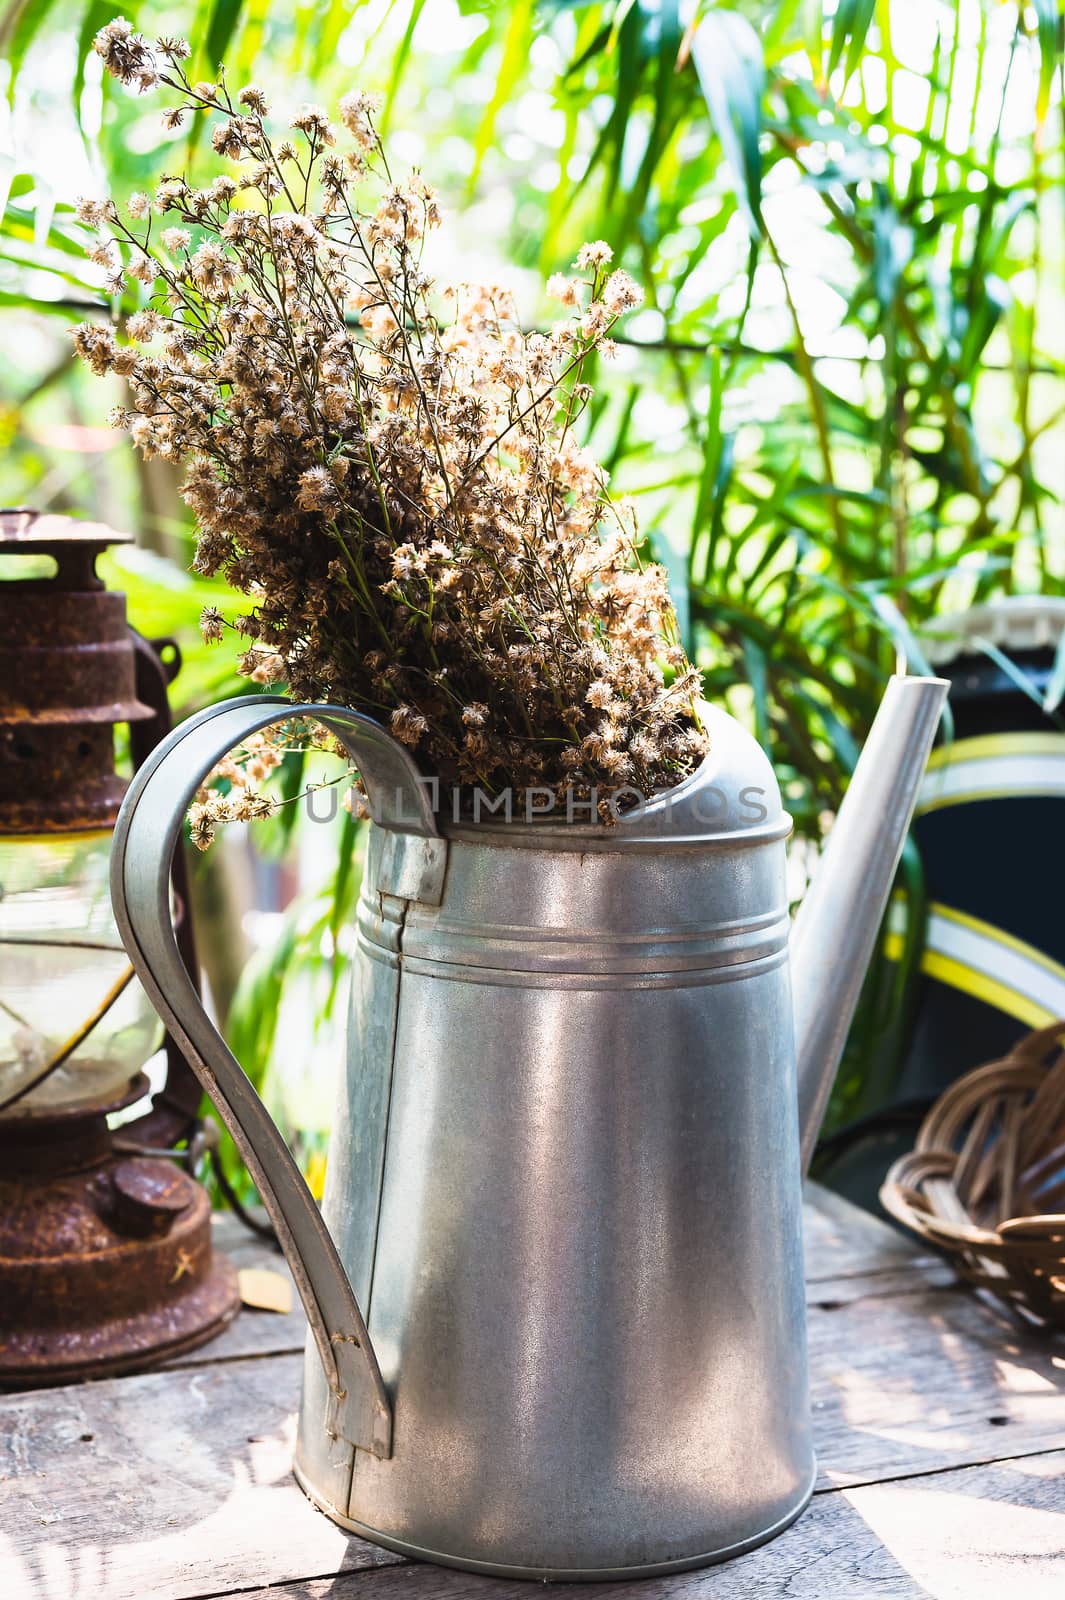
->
[157,1216,305,1369]
[805,1259,957,1310]
[801,1183,937,1282]
[226,1449,1065,1600]
[806,1278,1065,1487]
[5,1268,1064,1600]
[5,1190,1060,1600]
[0,1354,401,1600]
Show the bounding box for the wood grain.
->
[159,1216,305,1369]
[0,1354,401,1600]
[807,1276,1065,1487]
[4,1189,1062,1600]
[225,1450,1065,1600]
[801,1182,938,1282]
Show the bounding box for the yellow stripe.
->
[917,784,1061,815]
[925,732,1065,771]
[919,950,1056,1029]
[884,902,1065,1026]
[930,902,1065,983]
[885,933,1055,1025]
[882,902,1061,1024]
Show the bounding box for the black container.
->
[818,631,1065,1216]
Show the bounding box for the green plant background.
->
[2,0,1062,1193]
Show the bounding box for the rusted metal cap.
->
[0,509,153,832]
[111,1158,193,1236]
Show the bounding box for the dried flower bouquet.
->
[76,19,706,823]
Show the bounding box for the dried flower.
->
[338,90,379,150]
[74,19,706,831]
[546,273,579,306]
[602,270,642,314]
[575,241,613,269]
[200,606,225,643]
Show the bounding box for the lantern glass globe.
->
[0,830,162,1117]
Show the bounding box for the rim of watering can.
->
[438,700,792,851]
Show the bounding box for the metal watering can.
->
[111,675,946,1581]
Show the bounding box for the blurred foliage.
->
[220,807,363,1200]
[1,0,1062,1163]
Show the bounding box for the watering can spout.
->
[791,674,948,1174]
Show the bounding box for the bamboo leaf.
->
[651,521,693,656]
[970,635,1064,729]
[959,273,1010,374]
[235,0,271,77]
[741,635,770,747]
[689,8,765,238]
[3,0,64,103]
[379,0,429,137]
[205,0,244,74]
[327,806,359,1001]
[692,347,724,539]
[802,0,825,85]
[468,0,536,192]
[827,0,877,89]
[1031,0,1060,127]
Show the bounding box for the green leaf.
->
[871,198,912,307]
[329,807,359,946]
[741,635,770,747]
[272,746,309,852]
[3,0,64,104]
[970,635,1064,728]
[652,521,693,656]
[611,0,684,245]
[692,347,724,539]
[959,273,1010,374]
[468,0,536,192]
[801,0,824,84]
[827,0,877,88]
[978,188,1035,275]
[1031,0,1060,126]
[689,9,765,238]
[74,0,120,110]
[379,0,429,136]
[864,593,955,739]
[205,0,244,73]
[0,153,16,220]
[234,0,271,77]
[326,807,361,1009]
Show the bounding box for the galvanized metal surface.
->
[108,682,943,1580]
[791,675,949,1171]
[111,697,424,1462]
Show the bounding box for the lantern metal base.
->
[0,1255,239,1386]
[0,1090,240,1386]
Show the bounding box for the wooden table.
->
[3,1185,1064,1599]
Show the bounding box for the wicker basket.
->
[880,1021,1065,1330]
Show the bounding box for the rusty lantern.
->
[0,510,240,1383]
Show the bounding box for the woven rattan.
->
[881,1021,1065,1329]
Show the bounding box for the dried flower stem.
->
[76,20,707,826]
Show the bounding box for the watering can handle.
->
[110,694,448,1461]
